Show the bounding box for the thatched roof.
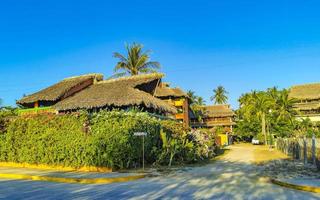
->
[53,73,177,114]
[17,74,103,105]
[154,82,188,98]
[202,105,235,117]
[293,102,320,111]
[289,83,320,100]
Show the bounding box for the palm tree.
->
[112,43,160,77]
[211,86,228,104]
[195,97,205,106]
[187,90,206,122]
[267,86,279,100]
[248,92,272,145]
[296,118,312,137]
[187,90,196,104]
[275,89,297,123]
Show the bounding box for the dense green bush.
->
[156,121,216,166]
[0,110,216,169]
[0,107,17,134]
[89,110,162,169]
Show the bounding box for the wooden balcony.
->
[174,100,184,107]
[175,113,185,120]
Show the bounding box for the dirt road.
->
[0,144,318,199]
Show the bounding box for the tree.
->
[275,89,297,123]
[187,90,206,122]
[236,88,299,142]
[195,97,205,106]
[187,90,196,104]
[249,92,272,145]
[296,118,312,137]
[112,43,160,77]
[211,86,228,104]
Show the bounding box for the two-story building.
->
[289,83,320,122]
[154,82,191,127]
[191,104,236,132]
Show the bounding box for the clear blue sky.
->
[1,0,320,108]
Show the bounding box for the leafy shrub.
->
[0,107,17,134]
[89,110,162,169]
[0,110,216,169]
[156,124,216,166]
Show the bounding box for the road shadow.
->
[0,158,319,200]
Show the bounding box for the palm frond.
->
[112,42,160,76]
[140,61,161,70]
[113,52,128,63]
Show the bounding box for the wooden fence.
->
[275,136,320,170]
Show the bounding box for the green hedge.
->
[0,110,215,169]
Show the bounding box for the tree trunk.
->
[169,151,175,167]
[262,112,267,145]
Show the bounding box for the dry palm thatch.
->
[202,104,235,118]
[53,73,176,114]
[154,83,188,98]
[289,83,320,101]
[17,74,103,105]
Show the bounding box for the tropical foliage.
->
[187,90,206,121]
[211,86,228,104]
[235,87,307,143]
[112,43,160,77]
[157,120,216,166]
[0,110,217,169]
[0,107,17,134]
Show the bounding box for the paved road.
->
[0,144,319,200]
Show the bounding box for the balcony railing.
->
[175,113,184,120]
[174,100,184,107]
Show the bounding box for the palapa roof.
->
[202,104,235,118]
[17,74,103,105]
[289,83,320,100]
[53,73,177,114]
[154,82,188,98]
[293,102,320,111]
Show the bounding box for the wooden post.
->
[304,136,307,165]
[142,134,145,171]
[312,133,316,165]
[183,98,189,128]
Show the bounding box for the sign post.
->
[134,132,148,171]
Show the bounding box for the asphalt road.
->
[0,144,319,200]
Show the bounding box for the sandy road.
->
[0,144,318,200]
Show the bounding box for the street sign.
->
[134,132,148,136]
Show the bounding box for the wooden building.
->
[154,83,191,127]
[191,104,236,133]
[289,83,320,122]
[17,73,176,116]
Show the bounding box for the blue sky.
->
[1,0,320,108]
